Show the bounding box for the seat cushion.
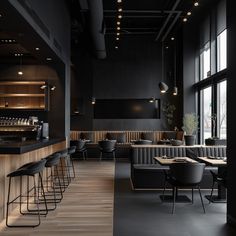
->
[106,132,126,143]
[80,132,93,142]
[163,131,177,140]
[141,132,154,142]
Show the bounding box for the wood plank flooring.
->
[0,160,115,236]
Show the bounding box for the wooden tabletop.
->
[197,156,227,166]
[154,156,197,166]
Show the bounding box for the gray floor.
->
[113,159,236,236]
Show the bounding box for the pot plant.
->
[182,113,198,146]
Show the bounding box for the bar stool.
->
[42,153,63,209]
[67,146,77,178]
[57,149,71,191]
[6,159,47,227]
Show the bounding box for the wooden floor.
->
[0,160,115,236]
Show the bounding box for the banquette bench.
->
[131,145,227,190]
[70,130,184,158]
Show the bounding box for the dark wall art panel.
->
[94,99,160,119]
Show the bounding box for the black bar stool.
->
[6,159,47,227]
[42,153,63,209]
[67,146,77,178]
[57,149,71,191]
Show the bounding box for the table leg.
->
[205,166,227,203]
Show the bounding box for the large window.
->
[217,80,227,138]
[200,42,211,80]
[217,29,227,71]
[201,86,212,142]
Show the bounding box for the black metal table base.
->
[160,195,192,203]
[205,195,227,203]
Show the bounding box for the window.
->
[217,29,227,71]
[201,86,212,142]
[200,42,211,80]
[217,80,227,138]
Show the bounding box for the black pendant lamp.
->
[159,41,168,93]
[172,39,178,96]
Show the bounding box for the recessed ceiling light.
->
[187,11,192,16]
[115,46,118,49]
[116,37,120,41]
[117,0,122,2]
[194,1,199,7]
[171,37,175,41]
[18,71,23,75]
[118,15,122,19]
[118,8,122,12]
[35,47,40,51]
[117,27,121,30]
[46,57,52,61]
[165,46,169,49]
[183,18,188,22]
[117,21,121,25]
[117,32,120,36]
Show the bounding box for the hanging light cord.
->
[162,41,164,82]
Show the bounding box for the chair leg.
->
[172,187,176,214]
[162,180,167,201]
[198,186,206,214]
[6,177,12,227]
[209,181,215,203]
[70,156,76,178]
[113,151,115,161]
[192,188,194,204]
[100,152,102,161]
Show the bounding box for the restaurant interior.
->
[0,0,236,235]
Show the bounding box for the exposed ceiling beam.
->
[103,10,182,14]
[155,0,182,41]
[161,12,181,42]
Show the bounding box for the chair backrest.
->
[70,140,86,150]
[45,153,61,167]
[98,140,116,151]
[68,145,77,154]
[170,163,205,185]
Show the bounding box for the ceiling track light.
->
[116,37,120,40]
[194,1,199,7]
[187,11,192,16]
[117,21,121,25]
[50,85,56,91]
[149,97,156,103]
[118,14,122,19]
[117,0,122,2]
[118,8,122,12]
[91,97,96,105]
[183,18,188,22]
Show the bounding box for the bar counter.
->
[0,138,66,154]
[0,138,67,223]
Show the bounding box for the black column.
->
[227,0,236,226]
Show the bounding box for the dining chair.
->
[164,162,206,214]
[98,140,116,161]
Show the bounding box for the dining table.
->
[196,156,227,203]
[153,156,197,203]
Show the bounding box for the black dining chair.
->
[70,139,87,160]
[98,140,116,161]
[163,162,206,214]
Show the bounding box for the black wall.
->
[71,35,182,131]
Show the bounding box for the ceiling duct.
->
[87,0,106,59]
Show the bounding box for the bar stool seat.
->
[6,159,47,227]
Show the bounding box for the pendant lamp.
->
[159,41,168,93]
